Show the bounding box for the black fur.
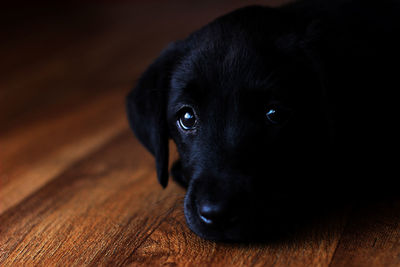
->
[127,0,400,241]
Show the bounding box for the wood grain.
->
[329,199,400,267]
[0,131,183,265]
[1,0,400,266]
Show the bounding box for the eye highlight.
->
[265,105,292,125]
[177,107,197,131]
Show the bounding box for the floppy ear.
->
[126,42,184,188]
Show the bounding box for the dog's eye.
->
[265,106,292,125]
[178,108,197,130]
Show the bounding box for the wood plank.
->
[329,198,400,267]
[0,131,185,265]
[0,91,127,214]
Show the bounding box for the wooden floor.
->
[1,1,400,266]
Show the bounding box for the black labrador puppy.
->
[127,0,399,241]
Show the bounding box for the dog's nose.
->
[198,201,237,226]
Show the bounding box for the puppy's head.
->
[127,6,332,241]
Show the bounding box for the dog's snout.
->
[197,201,238,226]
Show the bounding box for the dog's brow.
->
[168,80,204,112]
